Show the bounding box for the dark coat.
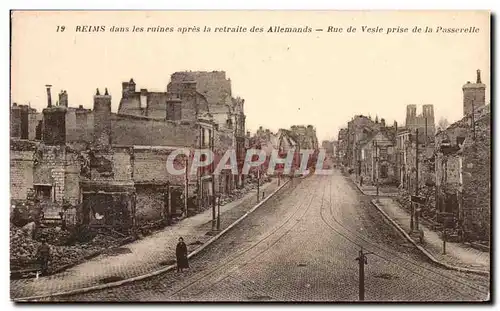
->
[176,242,189,269]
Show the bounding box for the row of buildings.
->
[11,70,323,231]
[10,71,249,229]
[248,125,320,173]
[335,70,490,242]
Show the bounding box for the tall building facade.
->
[462,69,486,117]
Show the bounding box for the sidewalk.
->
[349,174,399,197]
[372,198,490,275]
[11,179,281,300]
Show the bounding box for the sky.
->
[11,11,490,142]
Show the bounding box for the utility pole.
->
[443,227,447,254]
[472,96,476,141]
[415,128,419,230]
[184,156,188,217]
[211,130,217,232]
[257,168,260,202]
[355,248,373,301]
[166,182,172,226]
[216,195,221,231]
[375,141,379,197]
[197,127,202,213]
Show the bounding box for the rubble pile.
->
[10,223,39,267]
[397,185,437,220]
[10,223,124,276]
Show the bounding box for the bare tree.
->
[436,117,450,131]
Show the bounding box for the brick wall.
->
[135,185,164,225]
[118,94,143,116]
[146,93,168,118]
[168,71,231,106]
[93,94,112,149]
[28,112,42,140]
[463,84,486,116]
[89,149,133,182]
[111,114,199,147]
[64,165,80,205]
[10,107,22,138]
[42,107,67,145]
[66,108,94,143]
[33,145,67,202]
[10,149,35,200]
[133,148,186,186]
[462,115,490,240]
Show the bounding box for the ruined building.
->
[167,71,247,190]
[10,103,42,141]
[434,72,490,241]
[336,128,349,164]
[462,69,486,117]
[118,78,208,121]
[10,75,238,230]
[289,125,319,150]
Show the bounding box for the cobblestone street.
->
[48,170,490,302]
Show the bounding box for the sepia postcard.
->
[9,10,491,302]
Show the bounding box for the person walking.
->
[176,237,189,272]
[36,239,51,276]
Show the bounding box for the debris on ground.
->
[10,223,125,277]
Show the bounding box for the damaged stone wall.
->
[435,108,491,241]
[66,108,94,143]
[462,115,491,241]
[111,114,199,147]
[10,140,37,201]
[86,148,133,182]
[135,185,164,225]
[133,148,190,223]
[133,148,186,186]
[33,145,63,203]
[168,71,232,106]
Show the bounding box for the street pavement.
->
[373,198,490,272]
[46,170,490,302]
[11,179,279,300]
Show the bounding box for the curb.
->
[352,179,398,197]
[371,199,489,277]
[14,179,290,302]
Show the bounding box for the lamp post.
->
[415,128,419,231]
[376,144,379,197]
[373,141,379,197]
[216,194,221,231]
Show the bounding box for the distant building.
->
[321,140,334,154]
[337,128,349,165]
[290,125,319,150]
[405,104,435,143]
[462,69,486,117]
[358,127,397,185]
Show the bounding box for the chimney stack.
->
[45,85,52,108]
[476,69,482,84]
